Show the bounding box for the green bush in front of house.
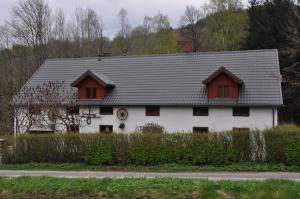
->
[84,142,113,165]
[2,125,300,166]
[284,137,300,166]
[192,133,235,165]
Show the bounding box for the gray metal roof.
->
[90,70,115,86]
[22,49,283,106]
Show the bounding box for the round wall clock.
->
[117,108,128,120]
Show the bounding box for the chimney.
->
[184,39,192,53]
[97,48,102,61]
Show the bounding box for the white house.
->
[14,49,283,133]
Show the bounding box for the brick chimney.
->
[184,39,192,53]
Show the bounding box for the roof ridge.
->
[44,49,278,61]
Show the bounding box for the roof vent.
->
[98,54,102,61]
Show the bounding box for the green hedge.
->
[284,137,300,166]
[2,129,300,165]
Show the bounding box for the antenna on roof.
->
[97,48,102,61]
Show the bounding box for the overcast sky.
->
[0,0,248,38]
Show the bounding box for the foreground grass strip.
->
[0,162,300,172]
[0,177,299,199]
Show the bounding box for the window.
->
[193,127,209,133]
[29,106,41,115]
[232,127,250,132]
[224,85,229,97]
[67,124,79,132]
[216,85,229,97]
[66,106,79,115]
[145,106,160,116]
[100,125,113,133]
[100,107,113,115]
[193,107,209,116]
[29,130,54,134]
[86,87,97,98]
[217,86,222,97]
[233,107,250,117]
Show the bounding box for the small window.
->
[100,107,113,115]
[217,86,222,97]
[29,130,54,134]
[29,106,41,115]
[233,127,250,132]
[67,124,79,132]
[233,107,250,117]
[145,106,160,116]
[100,125,113,133]
[66,106,79,115]
[216,85,229,97]
[224,85,229,97]
[86,87,97,98]
[193,107,209,116]
[193,127,209,133]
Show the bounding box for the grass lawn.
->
[0,177,299,199]
[0,162,300,172]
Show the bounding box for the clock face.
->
[117,108,128,121]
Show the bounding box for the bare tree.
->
[12,81,90,133]
[180,6,203,52]
[70,8,104,57]
[151,13,170,32]
[52,9,66,41]
[0,24,11,50]
[84,8,104,55]
[12,86,42,133]
[9,0,52,67]
[118,8,131,54]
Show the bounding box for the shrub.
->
[3,133,98,163]
[284,137,300,166]
[84,142,113,165]
[3,128,300,166]
[193,133,235,165]
[232,130,252,162]
[265,129,300,163]
[128,133,169,165]
[272,123,300,132]
[140,123,164,134]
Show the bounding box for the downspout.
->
[272,107,275,128]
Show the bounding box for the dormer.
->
[202,66,243,99]
[71,70,115,100]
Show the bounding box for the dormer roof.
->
[71,70,115,88]
[202,66,243,85]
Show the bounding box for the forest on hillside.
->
[0,0,299,133]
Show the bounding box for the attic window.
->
[216,85,229,98]
[86,87,97,98]
[224,85,229,97]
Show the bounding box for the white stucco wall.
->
[79,106,278,133]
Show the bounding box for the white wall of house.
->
[79,106,278,133]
